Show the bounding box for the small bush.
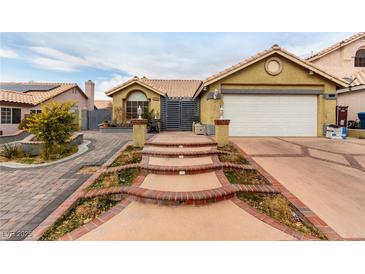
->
[0,144,23,159]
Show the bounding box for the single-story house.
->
[0,80,95,135]
[337,70,365,121]
[106,45,348,137]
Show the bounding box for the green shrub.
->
[21,101,77,159]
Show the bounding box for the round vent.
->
[265,57,283,76]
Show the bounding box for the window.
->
[354,49,365,67]
[1,108,11,124]
[30,109,42,115]
[126,91,148,120]
[0,107,21,124]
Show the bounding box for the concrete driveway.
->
[231,137,365,239]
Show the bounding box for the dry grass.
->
[40,196,119,241]
[224,170,270,185]
[110,145,142,167]
[88,168,140,190]
[217,143,249,164]
[238,193,326,239]
[77,165,101,174]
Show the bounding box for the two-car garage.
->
[223,93,318,136]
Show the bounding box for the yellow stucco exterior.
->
[200,53,339,136]
[110,83,161,123]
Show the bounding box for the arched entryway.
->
[126,91,148,120]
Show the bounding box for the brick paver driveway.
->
[0,131,131,240]
[231,137,365,239]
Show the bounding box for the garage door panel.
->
[224,94,317,136]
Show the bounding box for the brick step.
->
[105,162,255,175]
[144,141,217,147]
[83,184,278,205]
[142,149,220,158]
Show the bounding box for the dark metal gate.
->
[161,97,200,131]
[81,109,112,130]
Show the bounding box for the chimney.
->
[85,80,95,110]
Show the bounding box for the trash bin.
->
[358,112,365,129]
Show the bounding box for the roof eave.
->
[105,80,166,97]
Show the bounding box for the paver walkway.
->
[231,137,365,239]
[78,132,295,240]
[0,131,131,240]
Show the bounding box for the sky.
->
[0,32,355,100]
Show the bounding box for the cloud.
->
[31,57,79,72]
[94,74,131,100]
[29,46,90,71]
[0,48,18,58]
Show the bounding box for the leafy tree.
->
[22,101,77,159]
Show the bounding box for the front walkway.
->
[0,131,131,240]
[231,137,365,239]
[77,132,295,240]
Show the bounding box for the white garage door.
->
[224,94,317,136]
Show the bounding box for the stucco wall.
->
[0,88,89,135]
[337,89,365,121]
[110,83,161,123]
[200,54,338,136]
[310,37,365,78]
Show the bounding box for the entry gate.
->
[161,97,200,131]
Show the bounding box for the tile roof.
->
[0,82,83,105]
[105,76,203,98]
[95,100,112,109]
[202,44,348,90]
[307,32,365,61]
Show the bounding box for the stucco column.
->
[131,119,148,147]
[214,119,230,146]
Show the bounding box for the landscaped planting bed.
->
[217,143,249,164]
[109,145,142,167]
[224,169,270,185]
[0,143,78,164]
[237,192,326,239]
[40,196,120,241]
[88,168,140,189]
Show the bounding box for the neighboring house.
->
[307,32,365,121]
[106,45,347,137]
[95,100,112,110]
[0,80,95,135]
[336,70,365,121]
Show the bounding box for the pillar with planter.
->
[214,119,230,146]
[131,119,148,147]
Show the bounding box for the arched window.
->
[354,49,365,67]
[126,91,148,119]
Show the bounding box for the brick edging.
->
[25,141,133,241]
[142,149,220,158]
[144,141,217,147]
[231,142,343,241]
[231,197,318,240]
[82,184,278,204]
[59,198,133,241]
[104,162,255,175]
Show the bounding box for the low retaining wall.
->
[21,133,84,156]
[99,127,132,133]
[347,129,365,138]
[0,130,31,144]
